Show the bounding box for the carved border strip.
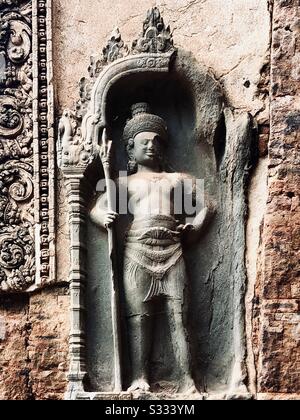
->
[34,0,55,286]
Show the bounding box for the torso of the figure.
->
[121,171,186,303]
[119,171,186,221]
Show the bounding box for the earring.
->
[128,138,134,148]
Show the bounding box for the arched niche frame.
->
[58,31,255,401]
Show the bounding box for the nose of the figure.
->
[147,140,155,152]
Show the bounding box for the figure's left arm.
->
[191,199,215,233]
[178,174,216,241]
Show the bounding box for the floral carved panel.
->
[0,0,55,292]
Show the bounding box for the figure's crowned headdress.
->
[123,103,168,143]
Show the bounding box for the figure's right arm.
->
[90,192,118,229]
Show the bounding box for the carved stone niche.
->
[58,8,256,400]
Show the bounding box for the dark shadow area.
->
[213,112,226,171]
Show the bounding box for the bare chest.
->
[127,174,180,200]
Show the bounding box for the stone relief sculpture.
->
[58,7,254,400]
[90,103,214,393]
[0,0,54,292]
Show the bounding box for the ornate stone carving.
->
[0,1,22,5]
[0,0,55,292]
[57,8,178,398]
[59,7,252,399]
[136,56,170,68]
[59,23,175,171]
[58,7,176,172]
[70,28,127,124]
[0,0,34,292]
[103,28,129,64]
[91,105,215,393]
[132,7,174,54]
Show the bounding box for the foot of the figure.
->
[127,378,150,393]
[178,377,198,394]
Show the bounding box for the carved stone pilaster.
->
[64,173,89,399]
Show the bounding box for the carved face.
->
[133,131,163,167]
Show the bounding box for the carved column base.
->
[65,373,87,400]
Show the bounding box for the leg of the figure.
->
[166,298,196,393]
[123,261,154,392]
[126,302,154,391]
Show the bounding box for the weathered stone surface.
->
[53,0,270,114]
[257,393,300,400]
[0,287,69,400]
[56,172,71,284]
[256,0,300,394]
[28,287,69,400]
[0,295,31,400]
[55,0,269,398]
[246,157,268,394]
[53,0,271,289]
[0,0,298,400]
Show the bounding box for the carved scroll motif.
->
[0,0,54,292]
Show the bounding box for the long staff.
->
[99,128,122,392]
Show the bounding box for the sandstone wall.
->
[0,0,298,399]
[255,0,300,398]
[0,288,69,400]
[54,0,270,113]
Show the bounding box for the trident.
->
[98,127,122,392]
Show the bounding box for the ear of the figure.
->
[127,138,134,149]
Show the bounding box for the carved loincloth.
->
[124,216,185,302]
